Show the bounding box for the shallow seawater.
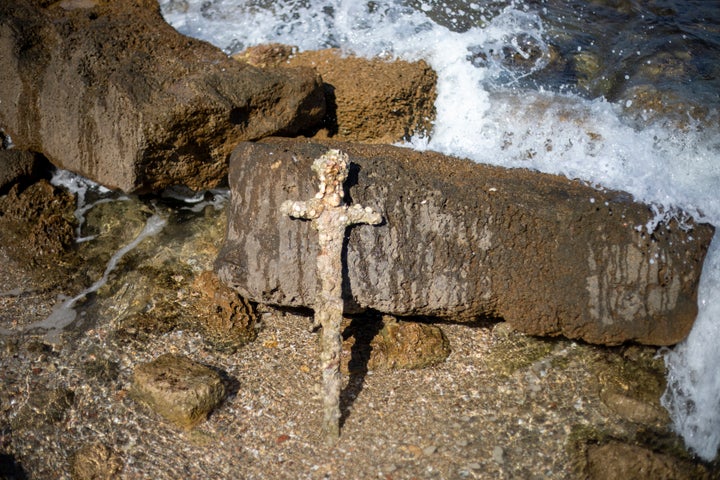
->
[0,172,230,343]
[159,0,720,460]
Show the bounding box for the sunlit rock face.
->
[216,137,714,346]
[0,0,325,193]
[234,46,437,144]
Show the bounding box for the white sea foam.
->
[160,186,230,212]
[662,237,720,460]
[160,0,720,460]
[50,169,129,242]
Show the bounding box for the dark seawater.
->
[423,0,720,107]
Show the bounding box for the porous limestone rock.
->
[0,1,325,193]
[191,270,257,352]
[341,316,451,373]
[132,354,226,429]
[0,179,77,272]
[215,137,714,346]
[70,443,124,480]
[0,150,51,195]
[234,46,436,144]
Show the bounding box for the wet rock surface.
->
[9,387,75,433]
[584,441,708,480]
[0,179,77,280]
[0,0,325,193]
[191,270,258,353]
[70,442,124,480]
[131,353,227,429]
[341,315,451,373]
[216,137,714,346]
[235,46,437,144]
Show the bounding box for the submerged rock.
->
[341,316,451,372]
[132,354,226,429]
[10,387,75,432]
[70,442,124,480]
[192,270,258,352]
[585,442,708,480]
[595,346,669,426]
[235,46,437,144]
[216,137,714,346]
[0,0,325,193]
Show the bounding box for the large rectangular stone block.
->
[216,138,714,345]
[0,0,324,193]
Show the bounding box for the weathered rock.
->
[0,179,77,271]
[233,43,298,69]
[0,1,325,193]
[600,390,668,425]
[70,442,123,480]
[215,137,714,345]
[77,192,252,349]
[341,316,450,373]
[132,353,226,429]
[585,442,708,480]
[10,387,75,432]
[235,46,436,144]
[0,150,52,195]
[191,270,257,352]
[595,345,669,425]
[620,84,715,129]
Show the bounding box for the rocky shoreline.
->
[1,1,719,478]
[0,153,717,479]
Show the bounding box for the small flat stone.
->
[423,445,438,456]
[492,446,505,465]
[132,353,226,429]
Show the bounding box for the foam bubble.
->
[160,186,230,212]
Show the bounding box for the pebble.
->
[492,446,505,465]
[422,445,437,456]
[383,463,397,473]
